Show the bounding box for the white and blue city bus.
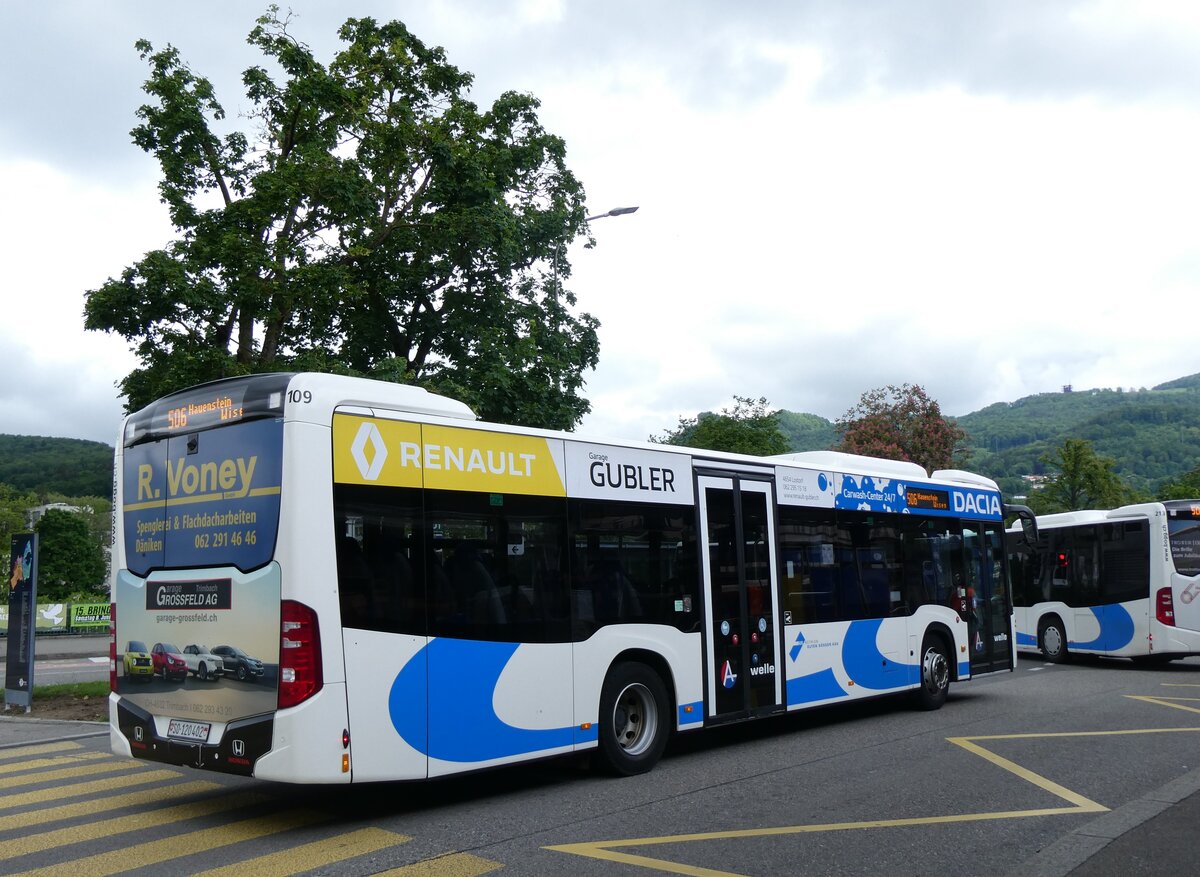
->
[1007,500,1200,663]
[110,372,1019,783]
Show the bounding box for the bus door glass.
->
[962,524,1013,673]
[698,475,782,720]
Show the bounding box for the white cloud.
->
[2,1,1200,453]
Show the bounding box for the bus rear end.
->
[109,374,325,778]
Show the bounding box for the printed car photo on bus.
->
[181,644,225,681]
[122,640,154,681]
[151,642,188,682]
[212,644,266,681]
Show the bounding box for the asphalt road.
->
[3,651,1199,875]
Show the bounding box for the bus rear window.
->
[122,418,283,576]
[1168,518,1200,577]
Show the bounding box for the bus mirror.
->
[1004,504,1039,546]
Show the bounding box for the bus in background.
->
[110,372,1020,784]
[1007,500,1200,663]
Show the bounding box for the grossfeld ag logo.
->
[350,422,387,480]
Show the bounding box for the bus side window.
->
[337,534,374,629]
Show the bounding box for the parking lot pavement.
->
[1004,762,1200,877]
[0,716,107,747]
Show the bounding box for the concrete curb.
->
[1007,764,1200,877]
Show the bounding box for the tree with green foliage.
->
[33,509,106,600]
[84,7,598,430]
[835,384,966,473]
[0,484,39,560]
[1029,438,1129,513]
[1157,464,1200,501]
[652,396,790,456]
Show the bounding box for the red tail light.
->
[109,602,117,691]
[1156,588,1176,626]
[278,600,323,709]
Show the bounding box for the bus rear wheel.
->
[595,662,669,776]
[1039,617,1070,663]
[914,636,950,711]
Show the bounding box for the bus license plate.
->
[167,719,211,742]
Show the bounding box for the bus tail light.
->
[1156,588,1176,627]
[278,600,323,709]
[109,602,118,691]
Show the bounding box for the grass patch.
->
[33,681,109,699]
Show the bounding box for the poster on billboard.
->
[5,533,38,710]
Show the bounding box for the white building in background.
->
[26,502,90,527]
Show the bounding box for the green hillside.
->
[770,375,1200,496]
[777,410,838,453]
[956,382,1200,495]
[0,435,114,497]
[4,373,1200,501]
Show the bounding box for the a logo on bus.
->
[721,660,737,688]
[350,423,388,480]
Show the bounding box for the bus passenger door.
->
[698,475,784,721]
[963,524,1014,674]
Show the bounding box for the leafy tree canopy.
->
[0,484,38,563]
[34,509,107,601]
[1027,438,1130,513]
[1155,464,1200,501]
[85,6,599,430]
[835,383,966,473]
[652,396,790,456]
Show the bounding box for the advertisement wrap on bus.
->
[110,373,1018,784]
[113,398,286,772]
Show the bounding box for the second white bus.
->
[1007,500,1200,663]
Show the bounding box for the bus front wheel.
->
[595,662,669,776]
[914,636,950,711]
[1039,617,1070,663]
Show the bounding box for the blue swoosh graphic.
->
[1016,631,1037,647]
[786,667,848,705]
[389,639,577,762]
[1069,604,1135,651]
[843,619,919,689]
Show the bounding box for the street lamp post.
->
[585,205,640,222]
[553,205,639,296]
[549,205,639,397]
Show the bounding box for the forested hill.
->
[778,374,1200,495]
[5,373,1200,499]
[0,435,113,497]
[956,379,1200,494]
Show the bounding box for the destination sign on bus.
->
[163,389,248,433]
[905,487,950,511]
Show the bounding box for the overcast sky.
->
[4,1,1200,447]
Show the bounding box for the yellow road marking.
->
[377,852,505,876]
[547,722,1200,876]
[192,827,411,877]
[0,758,142,790]
[0,769,186,814]
[0,751,106,775]
[9,808,329,877]
[0,741,84,759]
[0,780,220,831]
[1126,695,1200,715]
[0,791,268,859]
